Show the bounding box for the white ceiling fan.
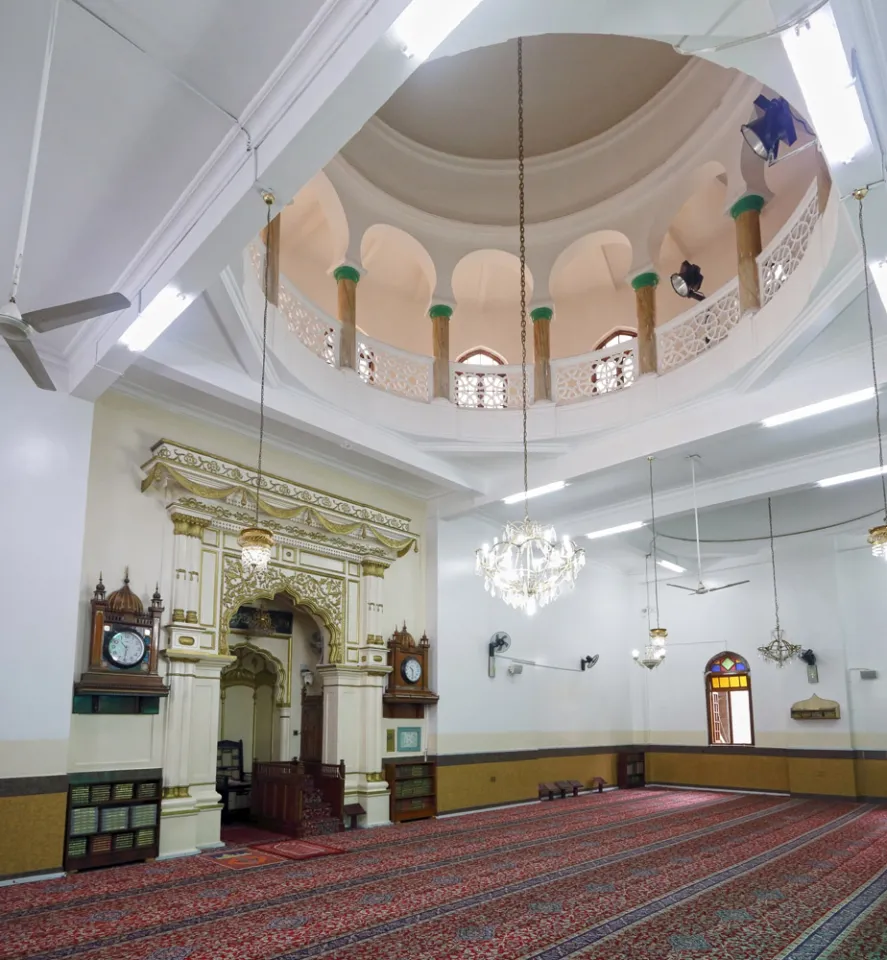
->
[0,0,130,391]
[668,456,750,596]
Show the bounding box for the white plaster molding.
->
[327,70,759,262]
[64,0,414,398]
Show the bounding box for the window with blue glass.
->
[705,653,754,746]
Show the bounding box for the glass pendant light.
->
[475,39,585,614]
[239,192,276,578]
[633,458,667,669]
[758,497,801,667]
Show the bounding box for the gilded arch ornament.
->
[220,556,345,664]
[224,641,290,707]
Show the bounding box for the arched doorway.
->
[222,593,325,764]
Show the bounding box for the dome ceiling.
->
[377,35,686,160]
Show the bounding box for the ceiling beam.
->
[65,0,415,400]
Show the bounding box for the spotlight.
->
[741,95,804,164]
[670,261,705,301]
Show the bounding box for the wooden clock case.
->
[384,623,438,719]
[74,574,169,699]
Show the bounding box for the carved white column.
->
[169,513,210,625]
[277,704,292,761]
[160,650,234,857]
[361,559,388,648]
[169,512,190,623]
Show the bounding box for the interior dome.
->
[377,35,687,160]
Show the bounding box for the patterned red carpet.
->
[2,788,886,959]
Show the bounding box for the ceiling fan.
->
[0,0,130,392]
[668,456,750,597]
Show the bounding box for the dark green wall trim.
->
[730,194,766,219]
[431,746,621,766]
[432,744,879,766]
[0,775,68,798]
[68,768,162,785]
[644,744,857,760]
[333,264,361,284]
[631,272,659,291]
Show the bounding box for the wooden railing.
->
[252,761,303,836]
[302,759,346,824]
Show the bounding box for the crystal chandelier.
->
[239,192,276,578]
[475,39,585,615]
[633,464,668,670]
[854,190,887,560]
[758,497,800,667]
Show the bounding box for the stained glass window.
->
[705,652,754,746]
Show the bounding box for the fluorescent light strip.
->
[120,286,191,352]
[761,388,874,427]
[658,559,687,574]
[502,481,567,505]
[586,521,645,540]
[781,3,870,165]
[390,0,484,63]
[818,465,887,487]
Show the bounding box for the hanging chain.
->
[648,457,660,628]
[255,195,273,526]
[856,196,887,521]
[768,497,780,634]
[517,38,529,513]
[644,553,652,633]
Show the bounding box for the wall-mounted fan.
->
[488,631,511,678]
[668,457,749,596]
[580,655,599,671]
[1,1,129,391]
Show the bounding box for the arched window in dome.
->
[705,652,754,746]
[595,329,637,351]
[456,347,507,366]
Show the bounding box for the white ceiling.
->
[5,0,887,570]
[377,34,686,160]
[0,0,355,361]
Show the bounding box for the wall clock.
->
[400,657,422,684]
[74,572,169,699]
[384,623,438,718]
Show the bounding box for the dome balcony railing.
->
[258,178,822,409]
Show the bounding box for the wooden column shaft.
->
[431,315,450,399]
[335,266,360,370]
[632,275,658,375]
[532,316,552,402]
[731,195,765,315]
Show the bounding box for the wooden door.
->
[300,694,323,763]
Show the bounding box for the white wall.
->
[0,351,94,778]
[67,390,426,773]
[433,516,636,755]
[637,534,886,751]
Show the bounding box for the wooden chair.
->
[557,780,583,797]
[538,782,561,801]
[344,802,365,830]
[216,739,252,822]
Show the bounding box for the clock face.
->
[400,657,422,684]
[106,629,147,668]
